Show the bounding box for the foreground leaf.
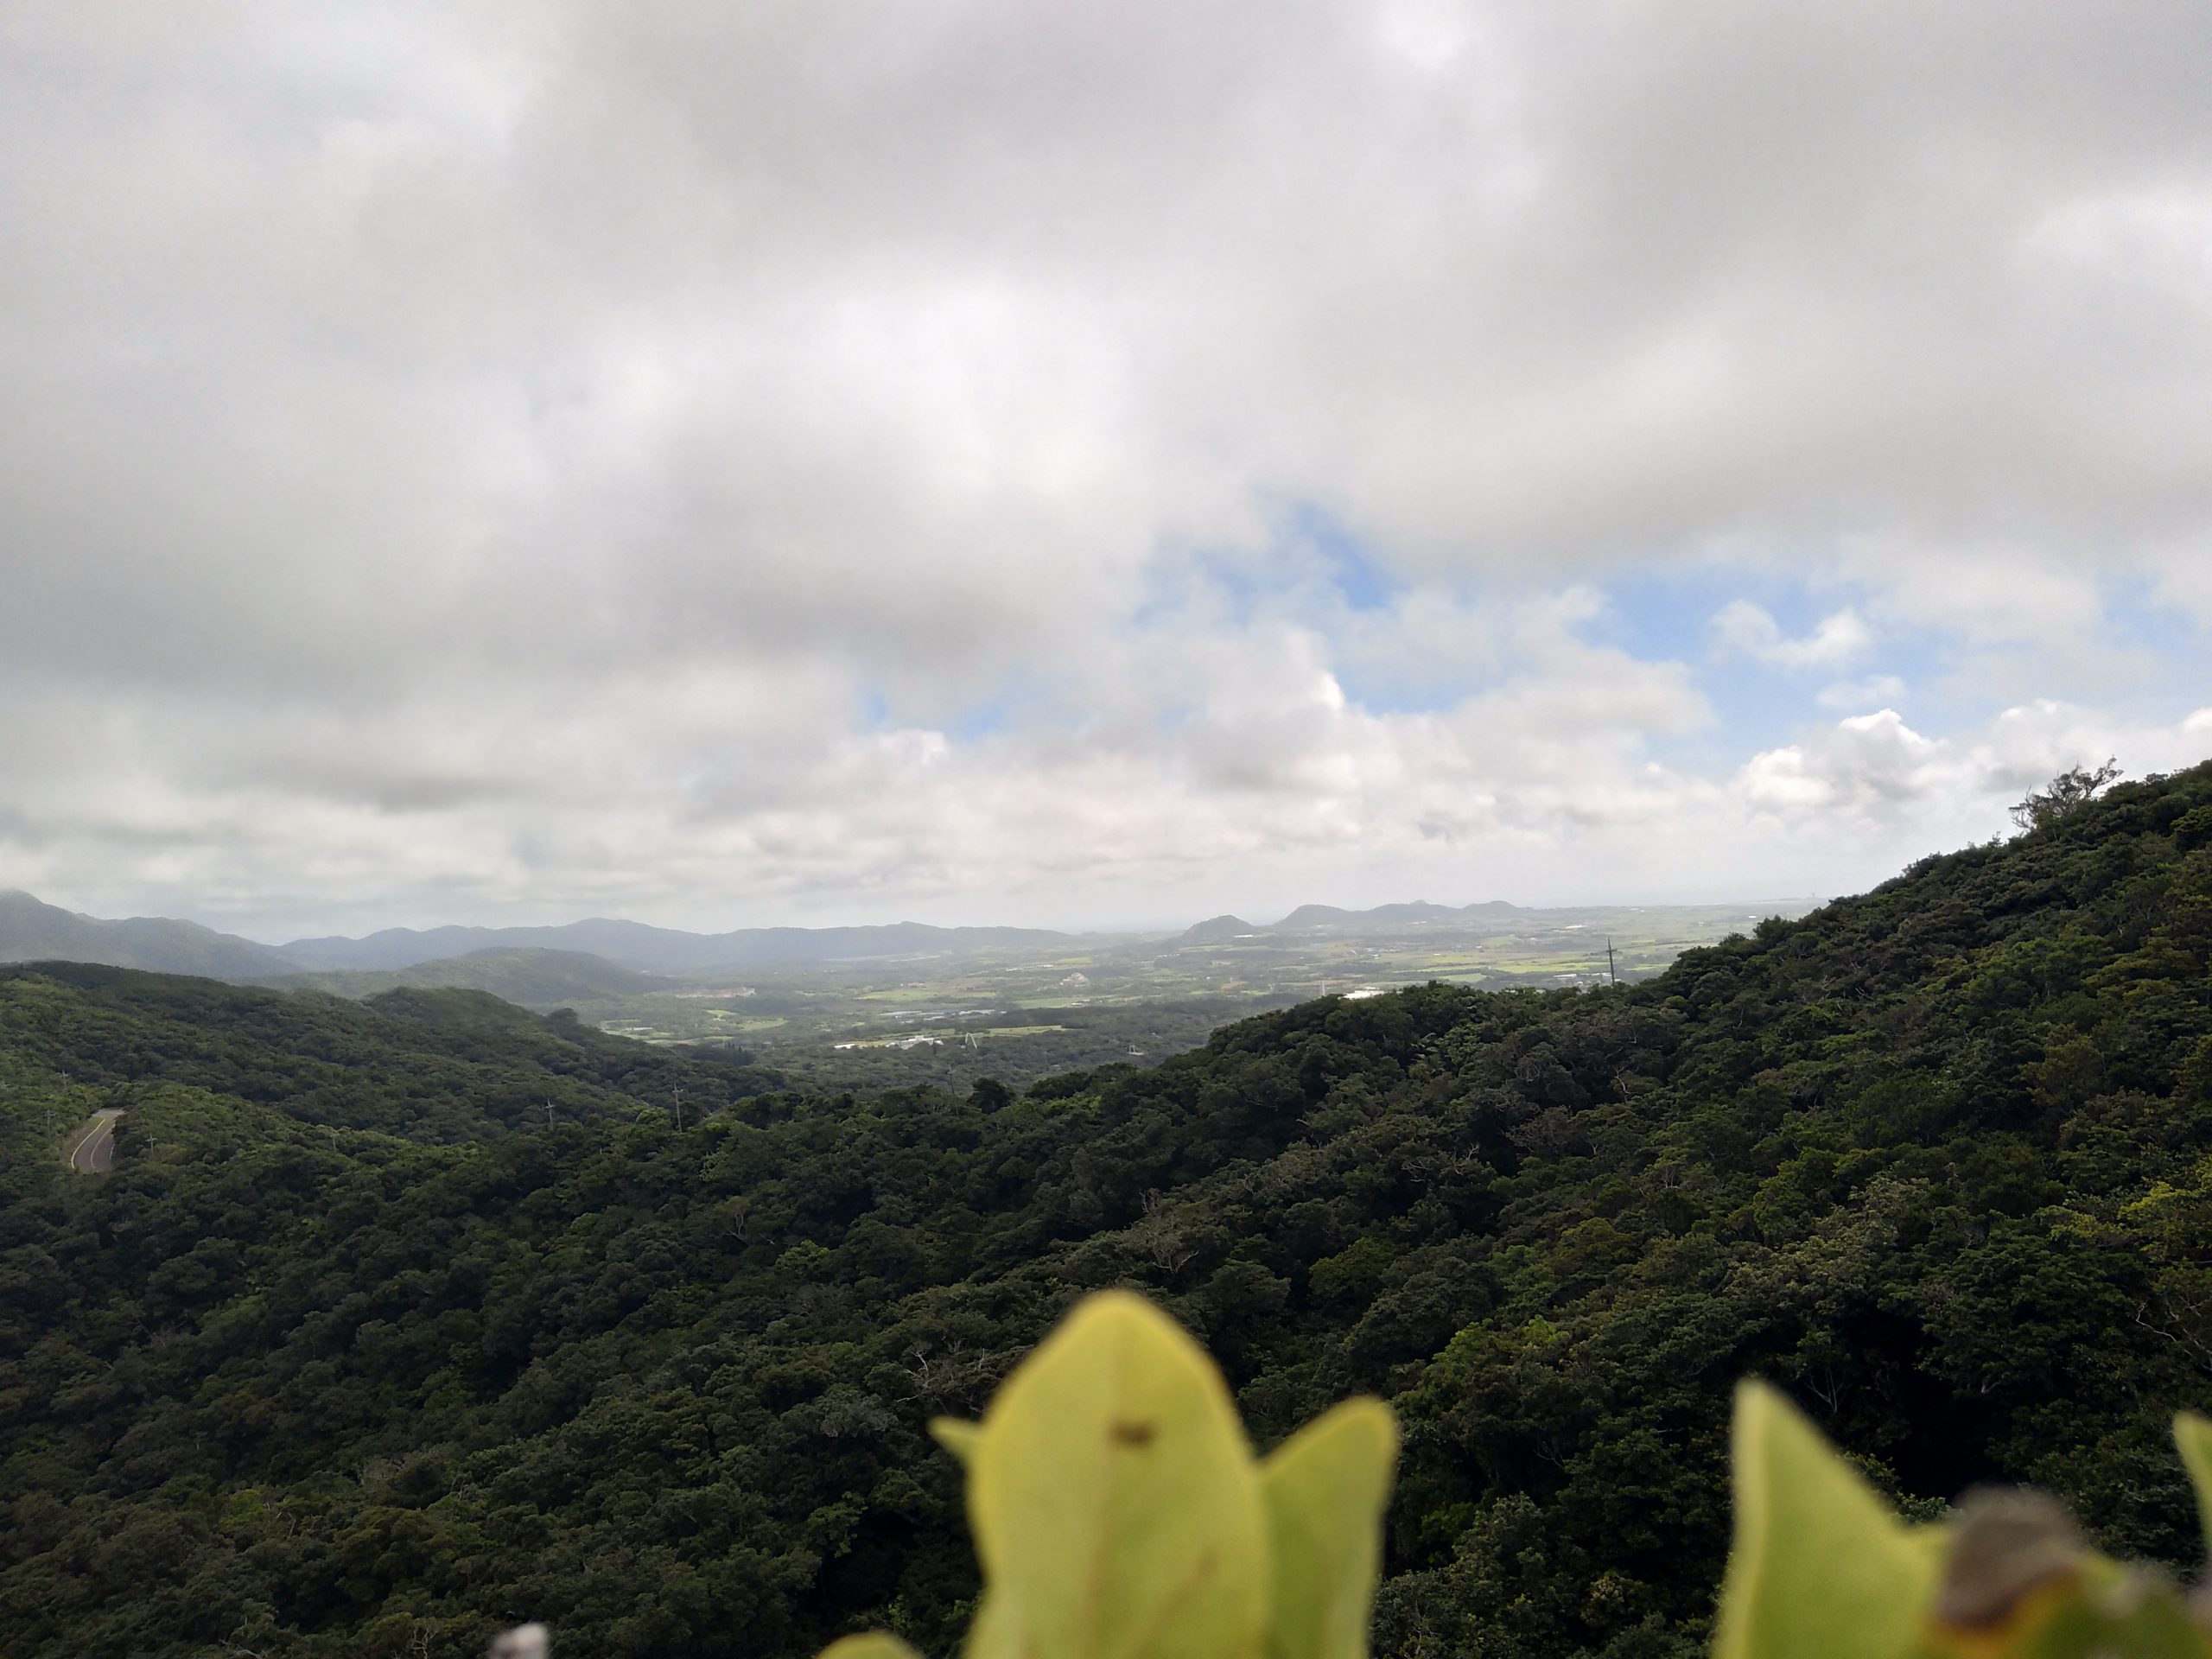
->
[963,1290,1268,1659]
[1713,1381,1942,1659]
[818,1635,922,1659]
[931,1417,982,1465]
[2175,1413,2212,1557]
[1258,1398,1397,1659]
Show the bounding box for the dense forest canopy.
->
[5,764,2212,1657]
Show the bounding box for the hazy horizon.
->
[5,880,1834,949]
[5,5,2210,938]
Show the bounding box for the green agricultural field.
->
[677,898,1820,1089]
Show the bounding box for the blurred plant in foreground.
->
[1716,1382,2212,1659]
[810,1290,2212,1659]
[822,1289,1397,1659]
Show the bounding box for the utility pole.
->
[1605,938,1618,988]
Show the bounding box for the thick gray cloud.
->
[3,2,2211,934]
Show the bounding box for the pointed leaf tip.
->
[2174,1411,2212,1555]
[1259,1397,1398,1659]
[967,1289,1268,1659]
[931,1417,981,1464]
[1714,1381,1941,1659]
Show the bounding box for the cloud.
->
[1711,601,1872,668]
[1838,537,2107,648]
[4,3,2212,930]
[1738,700,2212,836]
[1740,710,1948,814]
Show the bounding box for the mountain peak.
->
[1179,914,1255,943]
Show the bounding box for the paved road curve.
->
[63,1108,124,1173]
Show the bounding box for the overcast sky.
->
[5,2,2212,938]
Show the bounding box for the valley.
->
[272,899,1821,1089]
[2,891,1822,1091]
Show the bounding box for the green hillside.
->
[4,765,2212,1657]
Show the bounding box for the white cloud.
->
[5,3,2212,930]
[1740,710,1948,815]
[1735,702,2212,853]
[1839,537,2107,648]
[1712,601,1872,668]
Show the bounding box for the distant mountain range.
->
[0,890,1086,981]
[274,918,1082,974]
[1,888,1790,988]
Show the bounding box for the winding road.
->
[62,1108,124,1173]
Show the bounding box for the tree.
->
[2011,759,2122,833]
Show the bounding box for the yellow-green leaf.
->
[2174,1412,2212,1556]
[960,1592,1017,1659]
[931,1417,982,1465]
[964,1290,1269,1659]
[817,1634,922,1659]
[1257,1397,1397,1659]
[1713,1381,1942,1659]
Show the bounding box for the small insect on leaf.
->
[1928,1489,2084,1636]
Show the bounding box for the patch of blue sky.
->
[1130,503,1490,716]
[1587,560,1947,768]
[1130,499,1400,632]
[1586,560,1847,664]
[1276,500,1397,612]
[946,691,1014,742]
[858,677,1020,742]
[1915,572,2199,730]
[1331,661,1472,717]
[2113,577,2202,646]
[1128,512,2022,762]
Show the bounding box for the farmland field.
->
[518,899,1821,1089]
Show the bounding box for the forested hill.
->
[5,766,2212,1658]
[0,889,296,980]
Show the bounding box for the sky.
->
[4,2,2212,939]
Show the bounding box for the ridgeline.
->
[4,765,2212,1656]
